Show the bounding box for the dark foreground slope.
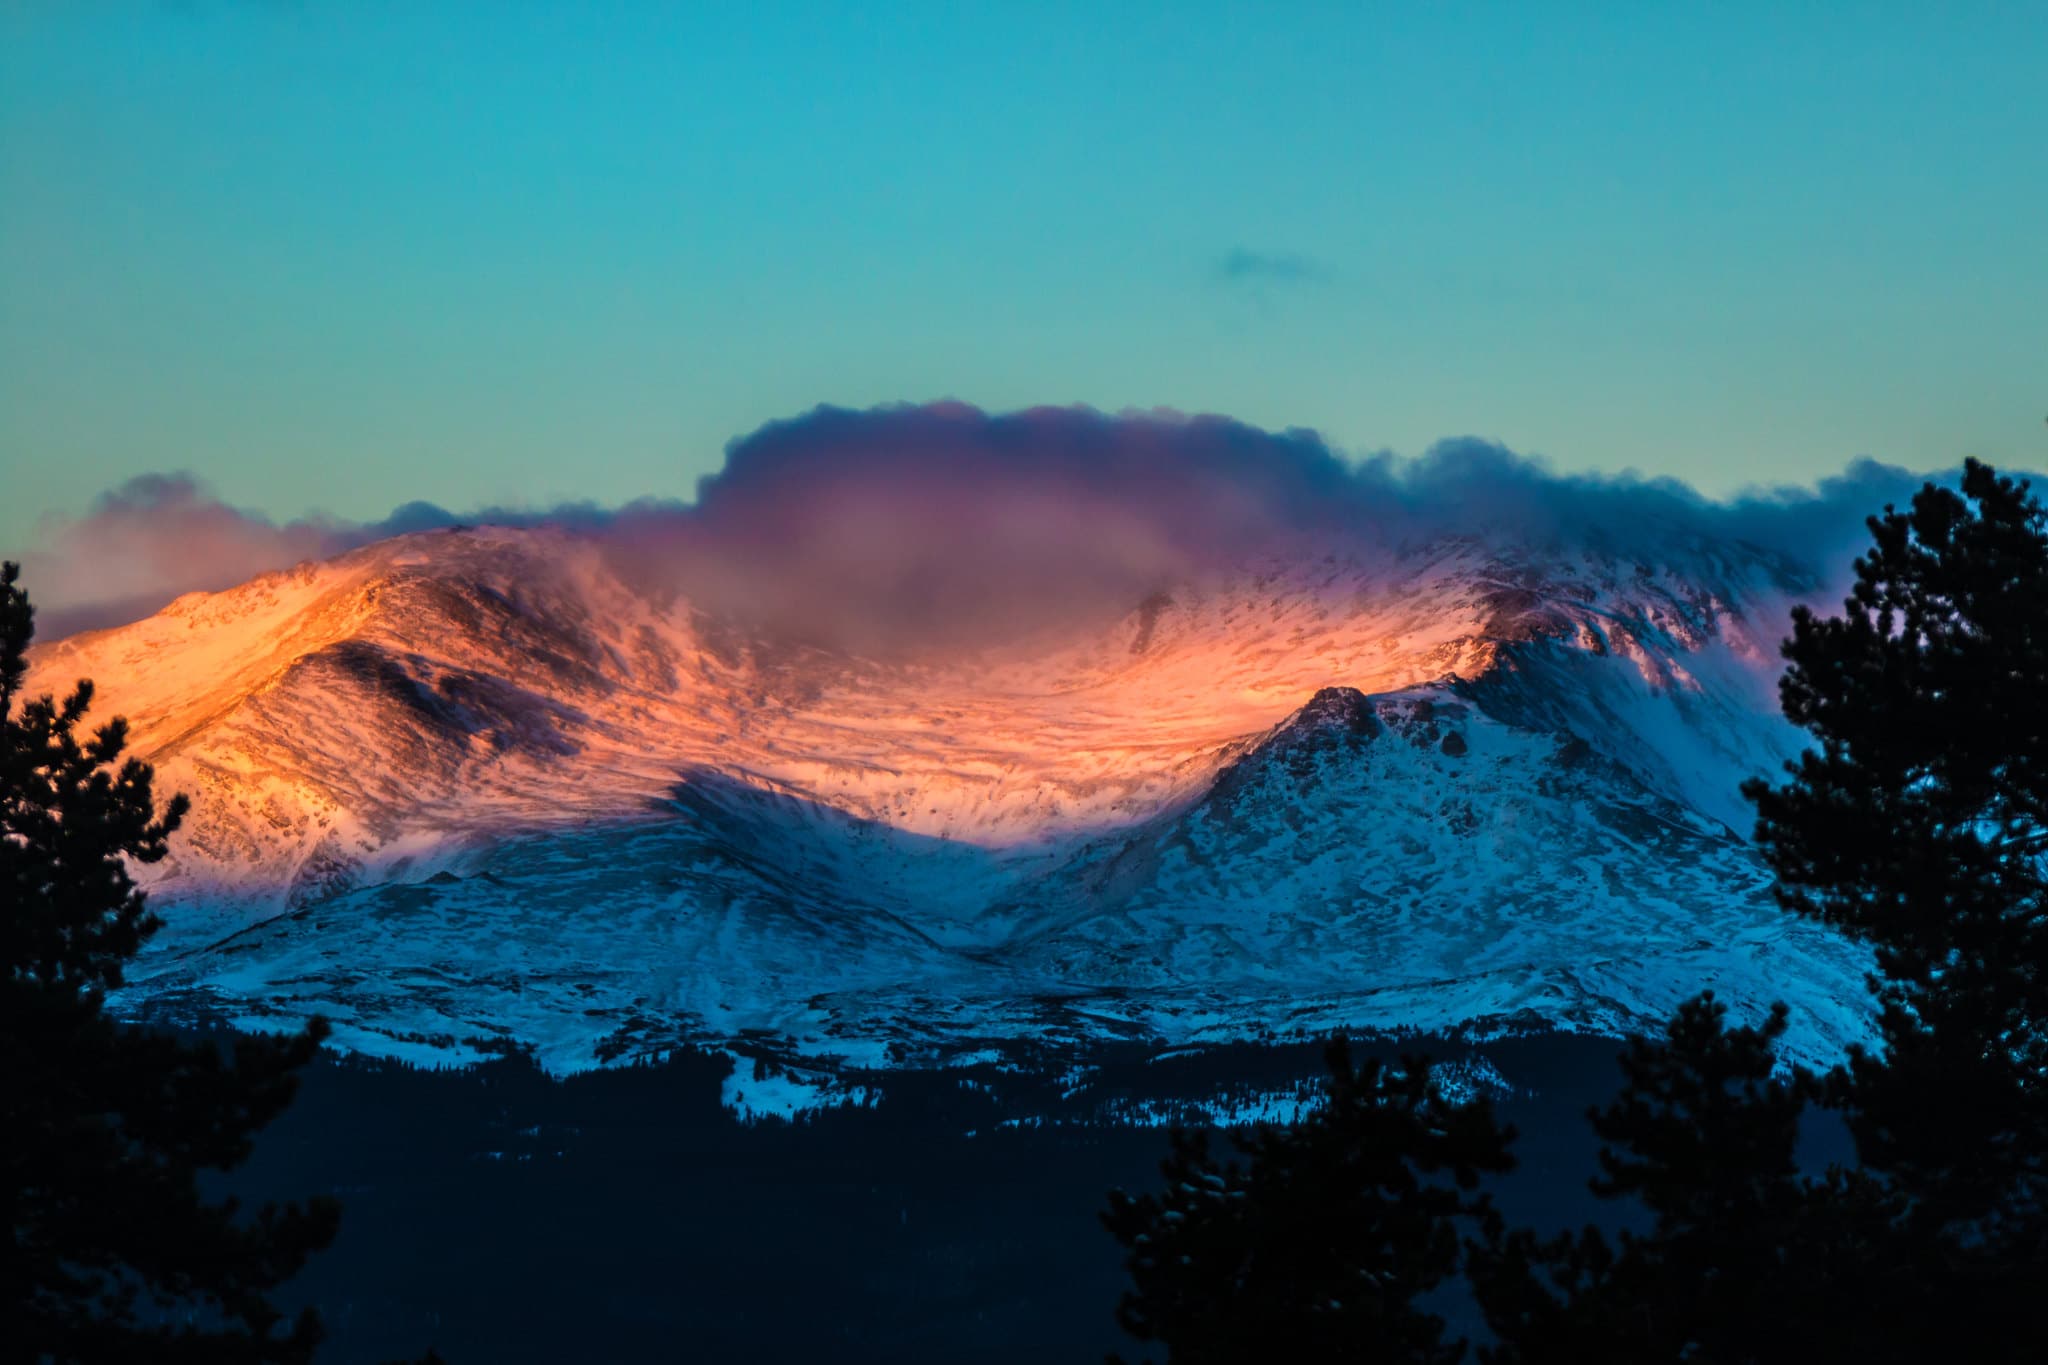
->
[211,1029,1815,1364]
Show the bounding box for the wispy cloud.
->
[18,476,365,638]
[1215,247,1329,285]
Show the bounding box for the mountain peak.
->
[1294,685,1381,732]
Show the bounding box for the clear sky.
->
[4,2,2045,551]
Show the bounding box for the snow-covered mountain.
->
[24,525,1874,1073]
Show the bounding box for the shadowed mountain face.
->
[26,524,1871,1077]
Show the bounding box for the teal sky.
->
[4,2,2045,551]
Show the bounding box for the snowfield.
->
[25,524,1875,1080]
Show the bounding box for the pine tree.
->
[1742,457,2048,1357]
[2,561,342,1363]
[1469,995,1900,1364]
[1101,1040,1515,1364]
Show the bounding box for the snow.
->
[25,524,1880,1082]
[719,1055,879,1124]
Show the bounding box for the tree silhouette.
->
[1475,461,2048,1362]
[1102,1041,1514,1364]
[3,561,341,1363]
[1469,995,1902,1363]
[1742,457,2048,1357]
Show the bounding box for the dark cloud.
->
[15,404,1956,651]
[1216,248,1328,285]
[610,404,1361,651]
[650,406,1932,650]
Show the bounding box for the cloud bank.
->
[14,403,1952,650]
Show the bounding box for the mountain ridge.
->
[23,523,1872,1074]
